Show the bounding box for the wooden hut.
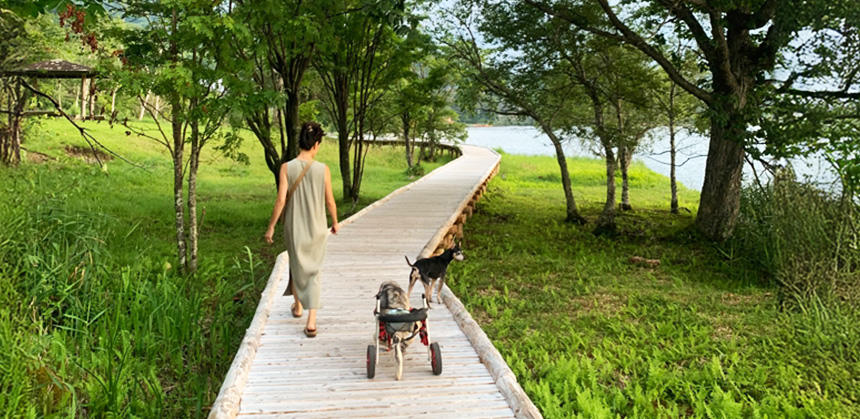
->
[2,59,98,120]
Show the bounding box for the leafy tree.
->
[224,0,329,187]
[315,0,419,203]
[395,55,466,169]
[559,36,657,233]
[523,0,860,240]
[443,6,588,223]
[114,0,233,273]
[447,2,659,230]
[649,46,703,214]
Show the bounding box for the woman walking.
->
[264,122,339,337]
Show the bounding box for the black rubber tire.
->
[430,342,442,375]
[366,345,377,379]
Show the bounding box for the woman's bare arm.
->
[264,163,289,243]
[324,165,339,234]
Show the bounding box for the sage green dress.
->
[282,158,328,309]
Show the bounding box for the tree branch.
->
[784,89,860,100]
[522,0,624,42]
[19,79,146,170]
[655,0,717,63]
[578,0,714,105]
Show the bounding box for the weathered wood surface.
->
[211,145,540,418]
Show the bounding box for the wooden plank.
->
[238,404,514,419]
[240,392,508,413]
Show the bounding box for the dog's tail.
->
[404,255,414,267]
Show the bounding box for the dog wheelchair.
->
[367,294,442,380]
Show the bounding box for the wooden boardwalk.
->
[211,146,539,418]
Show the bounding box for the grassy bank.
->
[448,152,858,418]
[0,118,452,416]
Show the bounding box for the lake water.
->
[465,126,838,191]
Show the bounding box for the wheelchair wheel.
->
[366,345,376,379]
[430,342,442,375]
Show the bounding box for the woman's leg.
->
[291,277,302,316]
[306,309,317,331]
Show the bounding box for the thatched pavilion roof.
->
[1,59,97,79]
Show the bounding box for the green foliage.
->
[731,176,859,307]
[448,154,859,417]
[757,92,860,195]
[313,0,427,200]
[0,118,453,415]
[394,53,467,163]
[405,163,424,177]
[0,0,105,19]
[0,165,265,417]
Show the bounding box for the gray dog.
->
[376,281,415,350]
[377,280,410,312]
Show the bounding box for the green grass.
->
[448,152,859,418]
[0,118,452,417]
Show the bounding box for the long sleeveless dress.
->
[282,158,328,309]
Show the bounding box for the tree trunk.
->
[139,91,150,120]
[695,108,746,240]
[80,77,88,120]
[283,81,301,161]
[350,128,365,204]
[89,82,96,117]
[11,114,21,165]
[544,125,586,224]
[595,144,617,234]
[619,144,633,211]
[57,80,63,110]
[669,92,679,214]
[110,87,117,118]
[337,94,351,198]
[402,112,413,168]
[171,99,187,272]
[1,85,9,164]
[428,133,438,162]
[245,109,281,188]
[187,117,200,273]
[2,80,26,166]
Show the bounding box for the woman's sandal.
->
[291,303,302,318]
[303,327,317,338]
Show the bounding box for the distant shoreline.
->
[463,125,838,193]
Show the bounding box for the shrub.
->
[405,163,425,177]
[732,174,859,308]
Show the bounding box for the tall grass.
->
[1,118,454,416]
[0,167,266,416]
[732,176,859,308]
[448,153,859,418]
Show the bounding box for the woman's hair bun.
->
[299,122,325,150]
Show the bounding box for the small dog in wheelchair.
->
[376,281,416,350]
[367,281,442,380]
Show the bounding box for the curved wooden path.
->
[211,145,540,418]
